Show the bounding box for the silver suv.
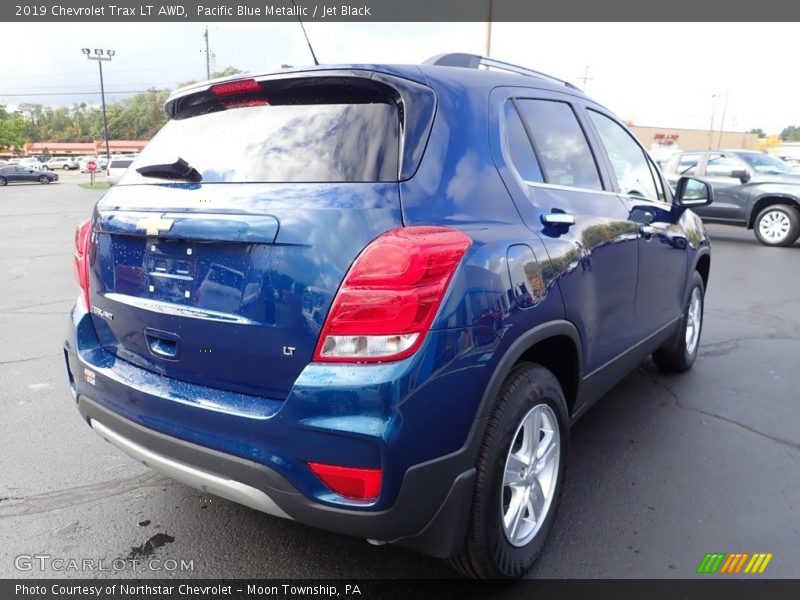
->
[43,157,79,171]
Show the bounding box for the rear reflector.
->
[308,462,382,501]
[74,219,92,309]
[313,226,472,363]
[209,79,261,97]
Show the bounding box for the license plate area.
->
[144,239,197,303]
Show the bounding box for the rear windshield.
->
[120,99,400,185]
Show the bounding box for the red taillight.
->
[74,219,92,309]
[209,78,261,97]
[313,226,472,363]
[308,462,382,501]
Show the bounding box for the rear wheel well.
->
[695,254,710,290]
[747,196,800,229]
[517,336,579,416]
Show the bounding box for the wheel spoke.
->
[506,486,529,538]
[529,479,545,523]
[504,453,527,487]
[535,435,557,474]
[521,407,542,460]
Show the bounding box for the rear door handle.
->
[144,328,180,360]
[541,213,576,226]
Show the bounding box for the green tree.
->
[748,128,766,138]
[0,116,26,153]
[211,65,245,78]
[780,126,800,141]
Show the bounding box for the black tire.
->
[653,271,705,372]
[38,175,50,184]
[0,177,6,186]
[41,166,48,171]
[753,205,800,247]
[448,362,569,580]
[62,165,70,171]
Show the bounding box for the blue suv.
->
[64,53,712,579]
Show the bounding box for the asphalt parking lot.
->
[1,178,798,579]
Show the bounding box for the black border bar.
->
[3,0,800,22]
[3,579,800,600]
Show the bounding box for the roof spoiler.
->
[424,53,580,91]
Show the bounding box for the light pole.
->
[708,93,719,150]
[82,48,114,163]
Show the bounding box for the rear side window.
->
[110,160,133,169]
[122,82,400,184]
[515,99,602,191]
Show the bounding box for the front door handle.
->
[541,212,576,226]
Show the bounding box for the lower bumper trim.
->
[90,419,292,521]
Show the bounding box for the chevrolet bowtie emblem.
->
[137,216,175,236]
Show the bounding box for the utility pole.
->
[484,0,493,56]
[717,92,729,150]
[579,65,593,92]
[204,26,211,79]
[708,94,719,150]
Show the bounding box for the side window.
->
[503,101,543,183]
[515,99,603,191]
[705,154,743,177]
[588,110,659,201]
[676,153,704,176]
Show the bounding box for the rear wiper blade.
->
[136,157,202,182]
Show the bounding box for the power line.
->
[1,64,202,80]
[1,90,170,97]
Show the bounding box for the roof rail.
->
[424,53,580,91]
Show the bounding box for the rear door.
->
[88,74,431,400]
[497,91,640,373]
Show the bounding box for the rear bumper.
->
[65,304,492,557]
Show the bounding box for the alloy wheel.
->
[501,403,560,547]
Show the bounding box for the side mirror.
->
[730,169,751,183]
[674,176,713,208]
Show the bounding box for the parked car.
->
[19,157,44,171]
[0,164,58,185]
[105,156,134,185]
[663,150,800,246]
[42,156,79,171]
[65,53,712,580]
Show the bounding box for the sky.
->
[1,22,798,135]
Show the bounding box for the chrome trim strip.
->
[523,179,619,197]
[104,293,257,325]
[90,419,292,520]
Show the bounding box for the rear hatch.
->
[88,70,435,400]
